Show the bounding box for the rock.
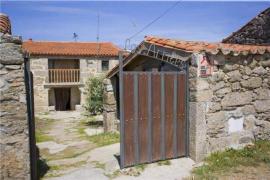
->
[241,77,262,89]
[5,65,21,70]
[255,88,270,100]
[260,60,270,67]
[221,92,253,108]
[244,66,252,75]
[189,66,198,78]
[241,105,256,116]
[216,87,231,97]
[192,90,213,102]
[223,64,239,72]
[227,70,242,82]
[231,82,241,91]
[207,111,226,123]
[0,69,8,75]
[103,104,116,112]
[208,102,221,113]
[239,136,254,144]
[242,75,249,80]
[104,84,113,92]
[249,59,257,69]
[0,64,3,69]
[103,78,112,85]
[0,79,6,88]
[0,44,24,65]
[103,92,116,105]
[252,66,267,75]
[213,81,225,91]
[226,109,243,118]
[209,71,225,82]
[254,100,270,112]
[244,115,256,130]
[196,79,209,91]
[207,111,226,137]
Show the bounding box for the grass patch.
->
[104,170,121,179]
[192,140,270,179]
[35,117,55,143]
[157,160,171,166]
[88,132,120,147]
[92,161,106,170]
[36,131,53,143]
[134,164,147,171]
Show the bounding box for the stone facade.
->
[222,8,270,45]
[30,56,118,112]
[189,53,270,161]
[0,35,31,179]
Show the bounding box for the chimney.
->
[0,13,12,35]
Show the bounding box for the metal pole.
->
[119,51,125,168]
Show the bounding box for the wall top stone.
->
[0,35,24,65]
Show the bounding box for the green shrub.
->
[85,76,104,115]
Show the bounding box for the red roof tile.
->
[106,36,270,78]
[23,40,121,57]
[145,36,270,55]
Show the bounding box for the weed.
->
[192,140,270,179]
[92,161,106,170]
[88,132,120,147]
[157,160,171,166]
[134,164,146,171]
[36,131,53,143]
[104,170,121,179]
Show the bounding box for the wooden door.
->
[54,88,71,111]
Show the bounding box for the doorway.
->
[54,88,71,111]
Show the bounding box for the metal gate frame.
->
[119,52,189,168]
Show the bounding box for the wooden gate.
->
[120,71,188,168]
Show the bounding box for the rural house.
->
[103,8,270,167]
[23,40,121,112]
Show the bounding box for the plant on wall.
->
[85,75,104,115]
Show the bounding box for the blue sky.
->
[1,1,269,48]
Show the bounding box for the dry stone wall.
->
[189,52,270,161]
[0,35,30,179]
[103,78,119,132]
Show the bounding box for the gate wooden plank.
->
[138,73,148,163]
[123,73,135,166]
[164,74,174,159]
[151,74,162,161]
[177,73,186,156]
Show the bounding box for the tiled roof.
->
[106,36,270,78]
[0,13,11,34]
[145,36,270,56]
[23,40,121,57]
[222,8,270,45]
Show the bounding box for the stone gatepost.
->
[103,78,119,132]
[0,34,31,179]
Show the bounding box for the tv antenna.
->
[73,32,78,42]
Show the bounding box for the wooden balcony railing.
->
[48,69,80,83]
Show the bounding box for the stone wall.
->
[30,57,48,112]
[0,35,31,179]
[222,8,270,45]
[103,78,119,132]
[189,52,270,161]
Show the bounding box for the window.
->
[102,60,109,71]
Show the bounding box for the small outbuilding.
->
[104,35,270,167]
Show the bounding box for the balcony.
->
[48,69,80,83]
